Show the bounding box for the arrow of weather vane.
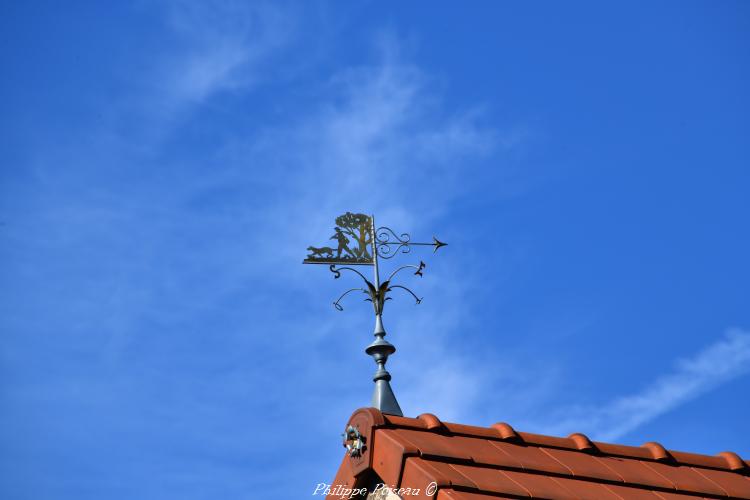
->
[303,212,447,417]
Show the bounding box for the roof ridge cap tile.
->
[641,442,672,462]
[351,407,386,427]
[516,431,578,450]
[717,451,749,472]
[416,413,445,431]
[568,432,596,452]
[491,422,520,441]
[383,414,427,430]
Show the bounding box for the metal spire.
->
[303,212,446,416]
[364,214,401,415]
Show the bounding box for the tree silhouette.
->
[335,212,372,260]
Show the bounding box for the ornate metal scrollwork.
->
[305,213,445,313]
[328,265,406,315]
[388,285,422,305]
[329,264,370,284]
[375,227,446,259]
[375,226,412,259]
[386,261,426,283]
[333,288,367,311]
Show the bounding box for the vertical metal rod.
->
[371,214,380,289]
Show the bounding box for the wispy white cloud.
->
[204,32,510,273]
[100,1,298,144]
[162,1,294,104]
[536,328,750,441]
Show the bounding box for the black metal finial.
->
[304,212,446,416]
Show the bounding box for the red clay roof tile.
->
[691,466,750,498]
[598,483,664,500]
[394,428,474,462]
[489,440,573,476]
[639,460,730,497]
[648,491,702,500]
[447,422,507,441]
[568,432,595,452]
[417,413,445,431]
[517,431,580,450]
[650,491,716,500]
[717,451,748,471]
[492,422,521,441]
[594,456,676,490]
[400,457,465,494]
[641,442,672,462]
[540,446,624,482]
[372,429,418,487]
[545,474,625,499]
[327,408,750,500]
[454,463,536,497]
[384,414,428,430]
[498,468,570,498]
[448,435,526,468]
[436,489,519,499]
[419,459,480,491]
[596,442,657,461]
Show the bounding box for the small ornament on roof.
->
[342,425,365,458]
[304,212,447,417]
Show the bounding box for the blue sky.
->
[1,1,749,498]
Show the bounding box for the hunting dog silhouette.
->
[307,246,334,259]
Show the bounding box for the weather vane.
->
[304,212,447,416]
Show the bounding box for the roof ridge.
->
[329,408,750,500]
[380,411,749,473]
